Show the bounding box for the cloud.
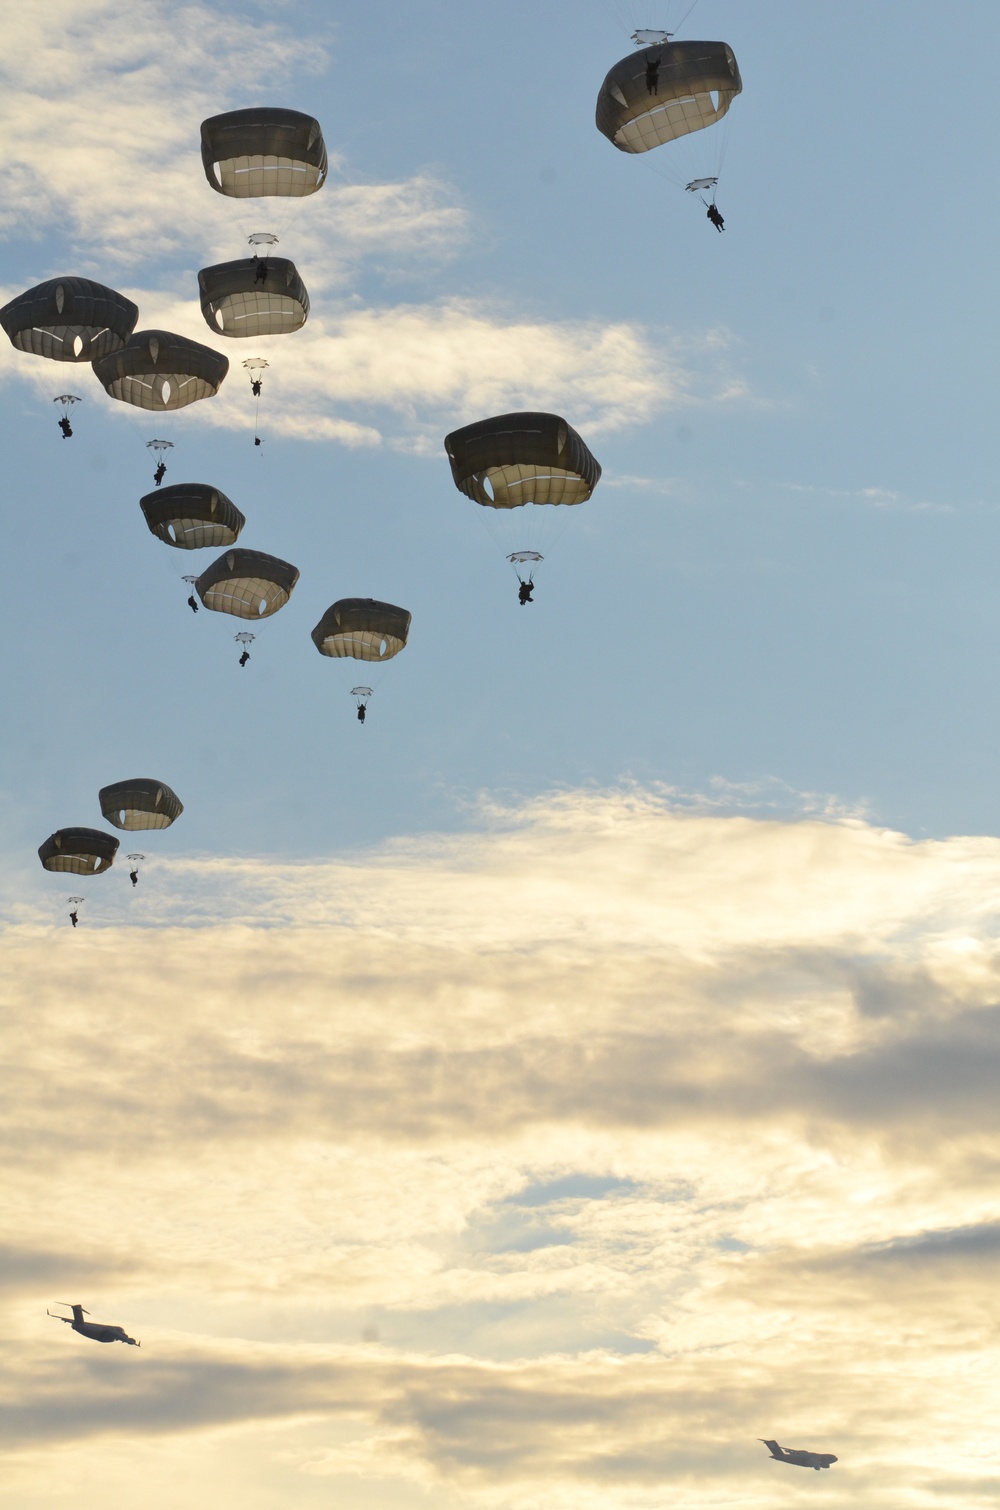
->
[6,790,1000,1506]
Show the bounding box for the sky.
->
[3,0,1000,1505]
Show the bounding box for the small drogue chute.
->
[53,394,80,439]
[444,412,601,601]
[311,598,411,723]
[0,278,137,362]
[48,1303,139,1346]
[92,330,228,411]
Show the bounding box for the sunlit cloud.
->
[5,790,1000,1507]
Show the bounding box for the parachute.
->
[194,548,299,619]
[312,599,411,719]
[0,277,137,362]
[98,778,184,831]
[596,39,741,203]
[200,108,328,199]
[140,483,245,550]
[38,828,119,875]
[92,330,229,411]
[596,41,741,156]
[444,412,601,591]
[198,258,309,338]
[312,599,411,661]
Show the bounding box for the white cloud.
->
[6,792,1000,1507]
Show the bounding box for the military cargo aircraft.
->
[48,1303,139,1346]
[760,1439,837,1471]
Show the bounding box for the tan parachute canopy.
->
[311,599,411,661]
[198,258,309,338]
[38,828,120,875]
[444,411,602,509]
[140,483,245,550]
[0,277,137,362]
[596,40,741,155]
[195,548,300,619]
[92,330,229,411]
[200,108,328,198]
[98,778,184,832]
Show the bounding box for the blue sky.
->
[6,5,1000,1507]
[4,0,1000,898]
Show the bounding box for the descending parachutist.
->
[251,378,262,397]
[154,460,167,485]
[518,578,535,606]
[645,54,660,95]
[58,415,73,438]
[357,704,366,724]
[707,202,725,232]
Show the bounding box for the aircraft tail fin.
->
[759,1440,783,1458]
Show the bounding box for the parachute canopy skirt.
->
[98,778,184,832]
[200,108,328,198]
[198,258,309,338]
[596,41,741,154]
[444,411,602,508]
[140,483,245,549]
[92,330,229,411]
[0,277,138,362]
[38,828,120,875]
[311,599,411,661]
[195,548,300,619]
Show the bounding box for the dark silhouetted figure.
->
[645,54,661,94]
[518,578,534,605]
[187,594,199,613]
[153,460,167,485]
[129,868,139,887]
[707,203,725,232]
[253,257,269,285]
[239,649,251,667]
[58,416,73,438]
[251,378,262,397]
[254,435,262,447]
[69,909,79,928]
[357,703,366,723]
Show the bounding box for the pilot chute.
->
[0,278,137,362]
